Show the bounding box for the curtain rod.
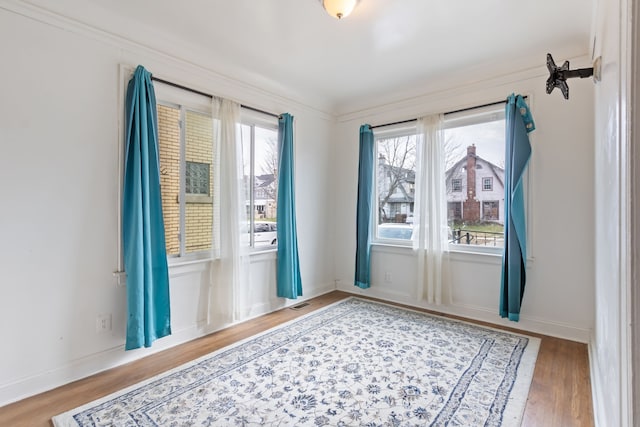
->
[370,97,528,129]
[150,76,281,119]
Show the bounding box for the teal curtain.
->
[355,125,374,289]
[276,113,302,299]
[123,65,171,350]
[500,94,534,321]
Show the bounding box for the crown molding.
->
[0,0,335,121]
[336,53,592,123]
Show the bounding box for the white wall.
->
[0,6,334,405]
[333,60,596,343]
[0,0,603,412]
[590,0,634,425]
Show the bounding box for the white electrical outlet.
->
[96,314,112,333]
[384,272,392,283]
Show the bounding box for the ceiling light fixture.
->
[319,0,360,19]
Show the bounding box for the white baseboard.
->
[336,280,591,343]
[244,282,337,320]
[0,323,209,407]
[4,279,587,407]
[0,283,337,407]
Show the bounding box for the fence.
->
[450,228,504,247]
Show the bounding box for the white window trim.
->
[115,64,130,285]
[372,124,417,246]
[241,108,279,253]
[482,177,493,191]
[370,98,534,262]
[445,104,504,256]
[155,99,213,261]
[114,65,283,286]
[116,67,223,282]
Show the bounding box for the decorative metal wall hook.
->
[546,53,594,100]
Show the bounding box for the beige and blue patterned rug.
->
[53,297,539,426]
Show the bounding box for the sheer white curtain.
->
[413,114,448,304]
[210,97,250,324]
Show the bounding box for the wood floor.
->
[0,291,594,427]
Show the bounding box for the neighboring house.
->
[377,155,415,222]
[445,145,505,223]
[253,173,277,219]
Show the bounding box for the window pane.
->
[241,124,252,247]
[253,126,278,247]
[241,123,278,249]
[184,110,213,253]
[444,118,505,247]
[157,104,180,256]
[186,161,210,195]
[482,177,493,191]
[376,134,416,240]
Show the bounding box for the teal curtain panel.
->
[122,65,171,350]
[500,94,534,321]
[355,125,374,289]
[276,113,303,299]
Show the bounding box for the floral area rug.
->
[53,297,539,426]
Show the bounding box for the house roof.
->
[379,163,414,203]
[445,154,505,189]
[255,174,275,189]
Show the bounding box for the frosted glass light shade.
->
[320,0,360,19]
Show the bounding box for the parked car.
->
[378,223,413,240]
[254,221,277,246]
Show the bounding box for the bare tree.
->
[377,136,416,222]
[443,134,465,197]
[258,137,278,202]
[443,134,464,171]
[376,133,465,221]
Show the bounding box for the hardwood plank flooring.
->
[0,291,593,426]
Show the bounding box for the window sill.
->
[114,248,278,287]
[165,250,212,268]
[447,245,502,257]
[251,247,277,254]
[371,242,503,255]
[372,241,412,249]
[250,248,277,262]
[370,242,534,267]
[371,242,413,256]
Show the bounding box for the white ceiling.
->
[21,0,594,114]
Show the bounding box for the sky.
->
[444,119,505,169]
[243,118,506,175]
[241,124,278,176]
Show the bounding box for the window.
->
[186,161,210,195]
[483,201,499,220]
[444,106,506,249]
[372,103,509,250]
[448,201,462,220]
[241,111,279,249]
[482,177,493,191]
[157,103,214,257]
[149,83,282,260]
[375,127,416,241]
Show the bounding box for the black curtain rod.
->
[151,76,280,119]
[370,97,528,129]
[370,118,416,129]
